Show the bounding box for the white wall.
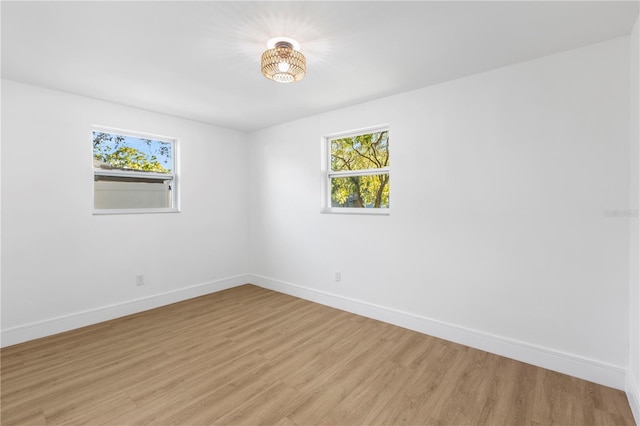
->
[628,16,640,424]
[248,37,631,388]
[1,80,249,345]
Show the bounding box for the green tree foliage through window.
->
[93,132,172,174]
[330,130,389,208]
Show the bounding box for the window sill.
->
[93,208,180,215]
[321,207,390,216]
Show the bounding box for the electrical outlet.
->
[136,274,145,286]
[334,272,341,283]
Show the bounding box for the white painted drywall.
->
[628,16,640,424]
[1,80,249,337]
[248,37,630,373]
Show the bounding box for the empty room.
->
[2,1,639,425]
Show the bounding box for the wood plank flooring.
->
[1,284,635,425]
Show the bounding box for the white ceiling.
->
[2,1,638,132]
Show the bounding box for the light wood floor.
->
[1,285,635,425]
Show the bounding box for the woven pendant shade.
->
[261,41,306,83]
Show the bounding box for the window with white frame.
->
[92,127,178,214]
[323,126,390,213]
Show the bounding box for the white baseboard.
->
[2,273,629,394]
[627,372,640,425]
[0,274,249,348]
[249,274,627,391]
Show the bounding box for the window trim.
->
[321,124,390,215]
[92,126,180,215]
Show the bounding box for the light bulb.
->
[278,61,291,72]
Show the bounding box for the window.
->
[322,126,390,213]
[92,127,178,214]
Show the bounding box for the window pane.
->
[331,130,389,172]
[94,175,172,209]
[93,131,173,174]
[331,174,390,208]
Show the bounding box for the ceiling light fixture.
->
[261,37,306,83]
